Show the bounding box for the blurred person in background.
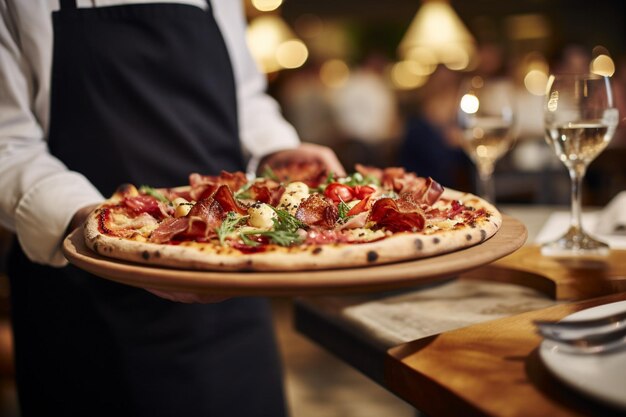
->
[0,1,343,416]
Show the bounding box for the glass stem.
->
[477,162,495,203]
[568,165,585,235]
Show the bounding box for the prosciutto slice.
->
[355,164,444,204]
[122,195,170,220]
[149,193,227,243]
[149,217,190,243]
[247,182,285,206]
[368,197,425,232]
[212,185,247,215]
[295,194,338,229]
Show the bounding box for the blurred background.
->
[244,0,626,206]
[1,0,626,415]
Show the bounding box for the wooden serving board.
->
[62,215,526,296]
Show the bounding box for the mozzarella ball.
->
[173,197,193,218]
[279,182,310,214]
[248,203,277,229]
[284,181,309,194]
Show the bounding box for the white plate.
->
[539,300,626,409]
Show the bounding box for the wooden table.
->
[295,235,626,416]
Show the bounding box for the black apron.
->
[8,1,286,416]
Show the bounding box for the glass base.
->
[541,227,610,257]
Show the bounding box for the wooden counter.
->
[295,245,626,417]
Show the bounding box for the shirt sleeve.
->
[211,0,300,174]
[0,3,103,267]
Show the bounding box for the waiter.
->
[0,1,344,416]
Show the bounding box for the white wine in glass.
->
[458,76,516,203]
[542,74,619,256]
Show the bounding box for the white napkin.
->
[535,191,626,249]
[595,191,626,235]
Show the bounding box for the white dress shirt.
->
[0,0,300,266]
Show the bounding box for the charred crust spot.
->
[367,250,379,263]
[480,229,487,242]
[466,234,472,241]
[141,251,150,260]
[93,242,100,253]
[414,238,423,251]
[433,237,440,244]
[312,247,323,255]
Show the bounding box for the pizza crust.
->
[83,189,502,272]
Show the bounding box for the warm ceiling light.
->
[251,0,283,12]
[398,0,476,70]
[524,69,548,96]
[390,61,428,90]
[276,39,309,69]
[246,15,308,73]
[590,54,615,77]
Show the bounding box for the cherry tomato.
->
[353,185,375,199]
[324,183,355,203]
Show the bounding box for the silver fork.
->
[537,325,626,354]
[534,309,626,354]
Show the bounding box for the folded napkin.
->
[535,191,626,249]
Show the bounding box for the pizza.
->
[83,164,502,271]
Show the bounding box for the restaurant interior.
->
[1,0,626,416]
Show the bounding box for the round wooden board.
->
[63,214,526,296]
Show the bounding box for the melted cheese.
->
[247,203,277,229]
[109,212,159,235]
[279,182,310,215]
[172,197,193,218]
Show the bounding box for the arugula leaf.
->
[341,172,380,187]
[240,229,304,247]
[234,179,257,200]
[337,200,351,219]
[239,232,260,247]
[215,212,248,246]
[238,206,306,247]
[270,207,306,232]
[139,185,170,204]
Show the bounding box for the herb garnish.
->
[340,172,380,187]
[215,212,248,245]
[239,229,304,247]
[337,200,351,219]
[234,179,257,200]
[239,207,306,247]
[270,207,306,232]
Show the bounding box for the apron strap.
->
[60,0,77,9]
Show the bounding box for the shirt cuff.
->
[15,172,103,267]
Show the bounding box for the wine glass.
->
[457,76,516,203]
[541,73,619,256]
